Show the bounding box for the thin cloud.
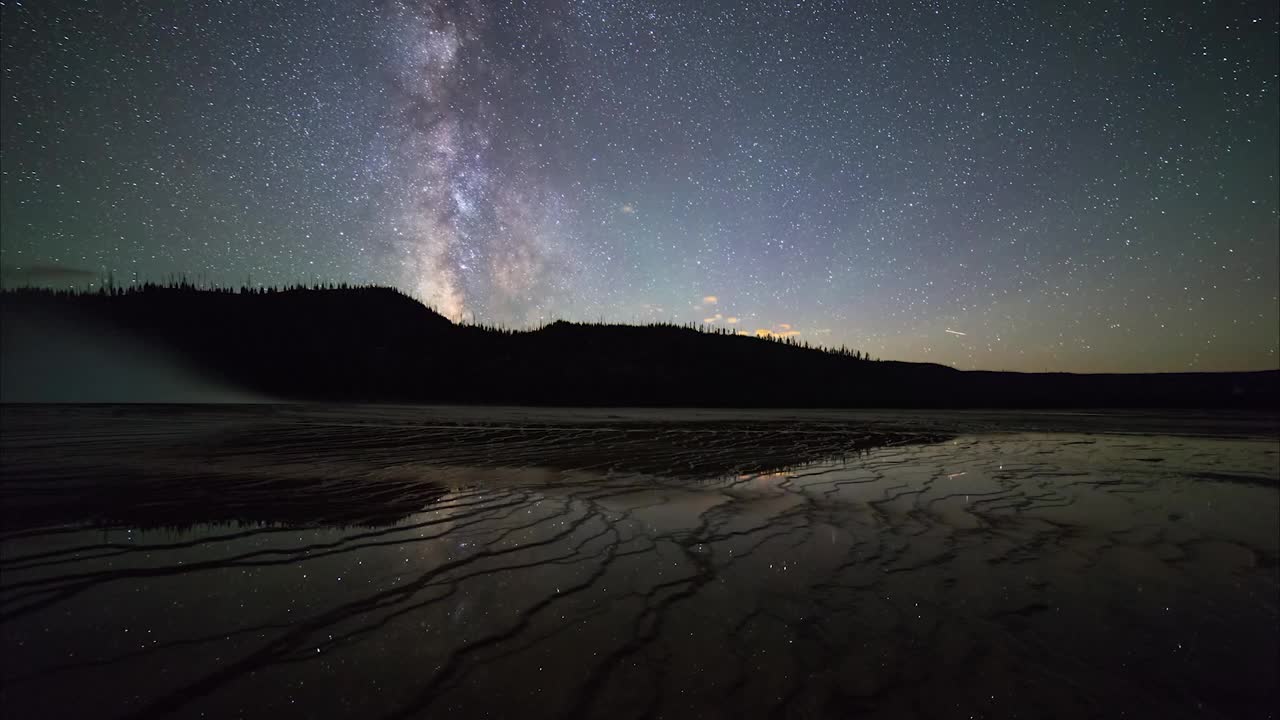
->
[1,264,99,284]
[753,325,800,338]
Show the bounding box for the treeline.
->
[1,282,880,361]
[1,284,1275,408]
[1,278,403,297]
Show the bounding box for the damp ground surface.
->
[1,405,1277,719]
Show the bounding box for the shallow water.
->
[1,406,1277,719]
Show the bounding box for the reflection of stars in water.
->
[2,0,1276,371]
[449,599,469,627]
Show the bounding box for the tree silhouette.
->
[1,283,1274,408]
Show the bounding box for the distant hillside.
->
[1,285,1276,408]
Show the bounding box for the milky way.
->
[1,0,1277,371]
[382,1,578,322]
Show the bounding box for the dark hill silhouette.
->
[1,284,1276,408]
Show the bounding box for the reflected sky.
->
[2,410,1277,718]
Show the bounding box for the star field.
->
[2,0,1276,371]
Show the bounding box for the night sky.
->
[2,0,1276,372]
